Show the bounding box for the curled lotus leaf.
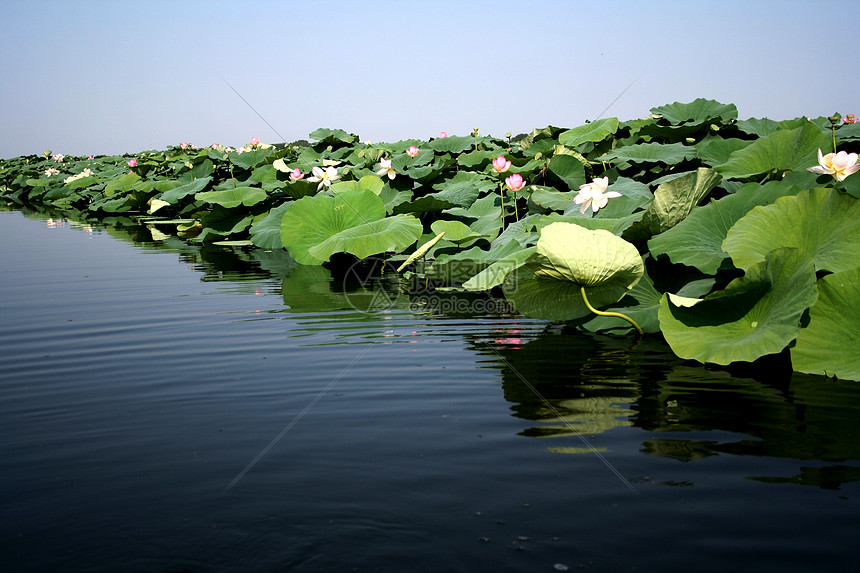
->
[503,222,644,321]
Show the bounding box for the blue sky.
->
[1,0,856,158]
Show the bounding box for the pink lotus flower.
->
[844,114,857,125]
[439,131,448,138]
[289,168,305,181]
[406,145,420,158]
[180,142,189,149]
[505,173,525,192]
[492,155,511,173]
[574,177,622,214]
[807,148,860,181]
[87,155,94,160]
[211,143,220,149]
[52,153,64,162]
[127,159,138,167]
[250,137,260,145]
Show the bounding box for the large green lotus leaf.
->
[195,186,267,208]
[462,246,536,291]
[442,194,503,238]
[735,117,783,137]
[427,135,473,154]
[714,124,830,179]
[599,142,697,166]
[723,187,860,272]
[308,214,422,262]
[308,128,357,145]
[503,222,644,321]
[280,188,386,265]
[651,98,738,125]
[249,202,291,249]
[695,137,753,167]
[427,240,524,285]
[658,248,818,366]
[547,154,586,189]
[558,118,619,147]
[648,180,801,274]
[196,212,256,241]
[158,177,212,204]
[430,171,495,206]
[104,172,141,195]
[534,212,643,236]
[330,175,384,195]
[791,267,860,381]
[623,167,720,241]
[430,219,486,243]
[228,149,273,170]
[378,185,413,214]
[528,185,579,212]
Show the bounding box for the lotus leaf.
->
[714,124,830,179]
[648,180,801,274]
[558,118,619,148]
[651,99,739,125]
[658,248,817,365]
[195,187,267,209]
[623,167,720,241]
[280,188,421,264]
[503,222,644,321]
[599,142,697,166]
[791,267,860,381]
[722,187,860,272]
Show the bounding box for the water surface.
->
[2,209,859,572]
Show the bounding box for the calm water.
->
[1,209,859,572]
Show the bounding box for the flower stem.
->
[498,181,506,231]
[580,286,642,335]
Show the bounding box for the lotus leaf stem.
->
[580,286,643,335]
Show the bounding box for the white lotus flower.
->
[307,165,340,190]
[376,158,397,180]
[807,148,860,181]
[573,177,621,214]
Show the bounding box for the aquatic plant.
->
[2,99,858,379]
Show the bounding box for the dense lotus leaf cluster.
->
[2,99,859,379]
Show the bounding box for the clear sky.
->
[1,0,857,158]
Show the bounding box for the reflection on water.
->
[4,208,860,572]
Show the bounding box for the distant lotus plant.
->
[289,168,305,181]
[52,154,64,162]
[807,148,859,181]
[127,159,138,168]
[574,177,622,214]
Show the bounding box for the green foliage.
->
[3,98,858,379]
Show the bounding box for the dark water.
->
[1,209,859,572]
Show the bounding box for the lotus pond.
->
[2,99,860,571]
[1,207,860,572]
